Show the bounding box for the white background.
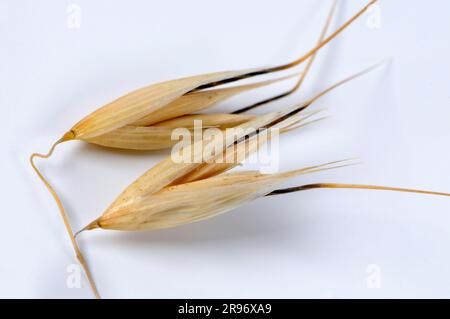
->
[1,0,449,298]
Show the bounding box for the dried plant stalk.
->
[29,149,100,299]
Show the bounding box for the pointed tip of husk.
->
[76,219,101,237]
[61,130,76,142]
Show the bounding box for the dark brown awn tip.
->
[29,129,100,298]
[194,0,377,92]
[230,59,387,149]
[232,0,338,114]
[268,184,450,197]
[30,0,376,163]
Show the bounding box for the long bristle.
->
[268,183,450,197]
[266,59,387,130]
[194,0,377,91]
[232,0,338,114]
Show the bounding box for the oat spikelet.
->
[131,74,296,126]
[38,0,376,147]
[82,161,352,231]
